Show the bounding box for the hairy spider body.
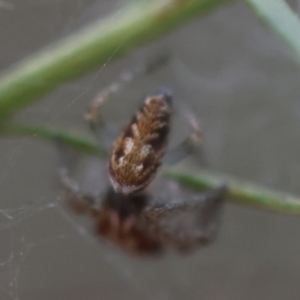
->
[109,90,172,195]
[66,184,226,256]
[97,188,162,255]
[59,57,226,256]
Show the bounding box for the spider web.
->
[1,0,300,300]
[0,1,147,299]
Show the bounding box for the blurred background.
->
[0,0,300,299]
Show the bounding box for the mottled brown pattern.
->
[109,93,172,194]
[97,207,162,256]
[93,187,163,256]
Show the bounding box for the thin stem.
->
[0,122,103,155]
[2,121,300,217]
[243,0,300,64]
[0,0,228,121]
[166,170,300,217]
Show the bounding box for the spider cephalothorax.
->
[109,90,172,194]
[63,180,226,256]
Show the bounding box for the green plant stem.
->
[166,170,300,217]
[243,0,300,64]
[3,121,300,217]
[0,122,103,155]
[0,0,228,121]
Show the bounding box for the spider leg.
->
[163,110,203,165]
[56,141,102,219]
[59,169,102,219]
[142,185,227,252]
[84,53,170,150]
[143,185,226,219]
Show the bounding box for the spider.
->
[58,56,227,256]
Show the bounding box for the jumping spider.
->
[59,57,227,256]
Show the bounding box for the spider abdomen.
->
[109,91,172,194]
